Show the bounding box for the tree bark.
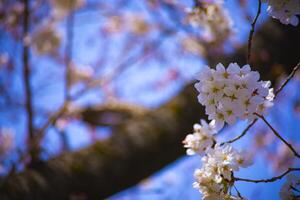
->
[0,21,299,200]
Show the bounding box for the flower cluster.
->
[182,1,300,199]
[181,36,206,56]
[0,127,14,158]
[186,1,233,47]
[0,53,9,67]
[262,0,300,26]
[127,14,150,35]
[195,63,274,129]
[193,144,251,200]
[280,174,300,200]
[0,2,24,34]
[50,0,85,19]
[70,64,94,85]
[183,120,217,155]
[103,14,150,36]
[32,22,61,55]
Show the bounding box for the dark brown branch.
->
[247,0,261,63]
[22,0,37,162]
[274,62,300,97]
[235,168,300,183]
[255,113,300,159]
[22,0,32,134]
[233,185,242,198]
[220,119,257,146]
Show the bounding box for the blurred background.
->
[0,0,300,199]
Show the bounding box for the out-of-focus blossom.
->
[181,37,206,56]
[262,0,300,26]
[253,129,275,149]
[32,23,61,55]
[280,173,300,200]
[70,65,94,86]
[103,14,150,35]
[0,127,14,157]
[56,118,70,132]
[0,2,24,33]
[0,53,9,67]
[127,14,150,35]
[50,0,85,19]
[185,1,233,47]
[23,33,31,47]
[103,16,124,34]
[270,142,296,172]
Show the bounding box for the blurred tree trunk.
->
[0,21,299,200]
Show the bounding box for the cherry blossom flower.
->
[195,63,274,130]
[280,174,300,200]
[183,120,217,155]
[193,144,252,199]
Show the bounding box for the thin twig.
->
[275,62,300,98]
[36,102,68,142]
[233,185,242,198]
[247,0,261,63]
[235,168,300,183]
[291,186,300,193]
[255,113,300,159]
[65,8,74,101]
[58,3,75,151]
[34,7,75,152]
[220,119,257,146]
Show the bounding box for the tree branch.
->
[235,168,300,183]
[65,8,74,101]
[255,113,300,159]
[274,62,300,97]
[220,119,257,146]
[247,0,261,63]
[22,0,37,163]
